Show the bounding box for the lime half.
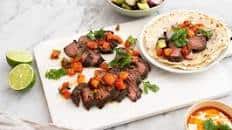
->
[8,64,36,91]
[6,50,33,67]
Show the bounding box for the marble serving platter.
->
[34,18,232,130]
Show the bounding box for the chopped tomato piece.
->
[114,79,126,90]
[103,73,116,86]
[163,48,173,57]
[106,33,123,44]
[59,82,71,99]
[71,62,83,73]
[125,41,131,48]
[60,89,71,99]
[86,41,98,49]
[89,78,100,89]
[156,48,163,56]
[50,50,60,59]
[181,46,191,57]
[102,41,111,49]
[187,29,195,38]
[119,71,129,80]
[66,68,76,76]
[77,73,86,84]
[132,50,140,56]
[100,62,109,70]
[71,57,80,64]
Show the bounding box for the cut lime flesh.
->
[8,64,35,91]
[6,50,33,67]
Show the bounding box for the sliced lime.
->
[8,64,36,91]
[6,50,33,67]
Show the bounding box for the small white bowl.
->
[106,0,165,17]
[138,10,231,74]
[184,100,232,130]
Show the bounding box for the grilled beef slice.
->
[80,84,96,110]
[94,85,111,108]
[168,48,183,62]
[188,36,207,52]
[132,58,151,79]
[64,40,78,57]
[81,49,104,67]
[71,86,81,107]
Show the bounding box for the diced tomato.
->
[50,50,60,59]
[125,41,131,48]
[100,62,109,70]
[132,50,140,56]
[71,57,80,64]
[119,71,129,80]
[77,73,86,84]
[59,82,71,99]
[114,79,126,90]
[89,78,100,89]
[66,68,76,76]
[187,29,195,38]
[181,46,191,57]
[103,73,116,86]
[163,48,173,57]
[71,62,83,73]
[156,48,163,57]
[61,89,71,99]
[179,20,191,28]
[102,41,111,49]
[106,33,123,44]
[86,41,98,49]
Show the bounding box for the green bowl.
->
[106,0,165,17]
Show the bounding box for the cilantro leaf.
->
[170,27,188,48]
[45,68,66,80]
[109,48,132,69]
[197,29,213,39]
[143,81,159,94]
[203,119,232,130]
[87,29,105,40]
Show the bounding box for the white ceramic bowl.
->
[106,0,165,17]
[139,10,231,74]
[184,100,232,130]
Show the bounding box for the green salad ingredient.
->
[143,81,159,94]
[170,27,188,48]
[204,119,231,130]
[45,68,66,80]
[87,29,105,40]
[110,48,132,69]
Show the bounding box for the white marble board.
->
[34,18,232,130]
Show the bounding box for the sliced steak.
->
[80,84,96,110]
[78,36,92,44]
[125,80,142,102]
[64,40,78,57]
[188,36,207,52]
[71,86,81,107]
[94,86,111,108]
[81,49,104,67]
[132,57,151,79]
[168,48,183,62]
[61,58,71,69]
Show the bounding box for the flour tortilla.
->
[142,10,230,70]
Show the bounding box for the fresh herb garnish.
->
[197,29,213,39]
[127,35,137,46]
[45,68,66,80]
[109,48,132,69]
[203,119,231,130]
[87,29,105,40]
[170,27,188,48]
[143,81,159,94]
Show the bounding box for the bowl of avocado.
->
[106,0,165,17]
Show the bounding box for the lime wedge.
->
[6,50,33,67]
[8,64,36,91]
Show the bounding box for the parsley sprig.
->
[109,48,132,69]
[143,81,159,94]
[204,119,231,130]
[170,27,188,48]
[45,68,66,80]
[87,29,105,40]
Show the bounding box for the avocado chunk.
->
[112,0,125,5]
[156,39,167,48]
[122,3,132,10]
[137,2,150,10]
[125,0,136,6]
